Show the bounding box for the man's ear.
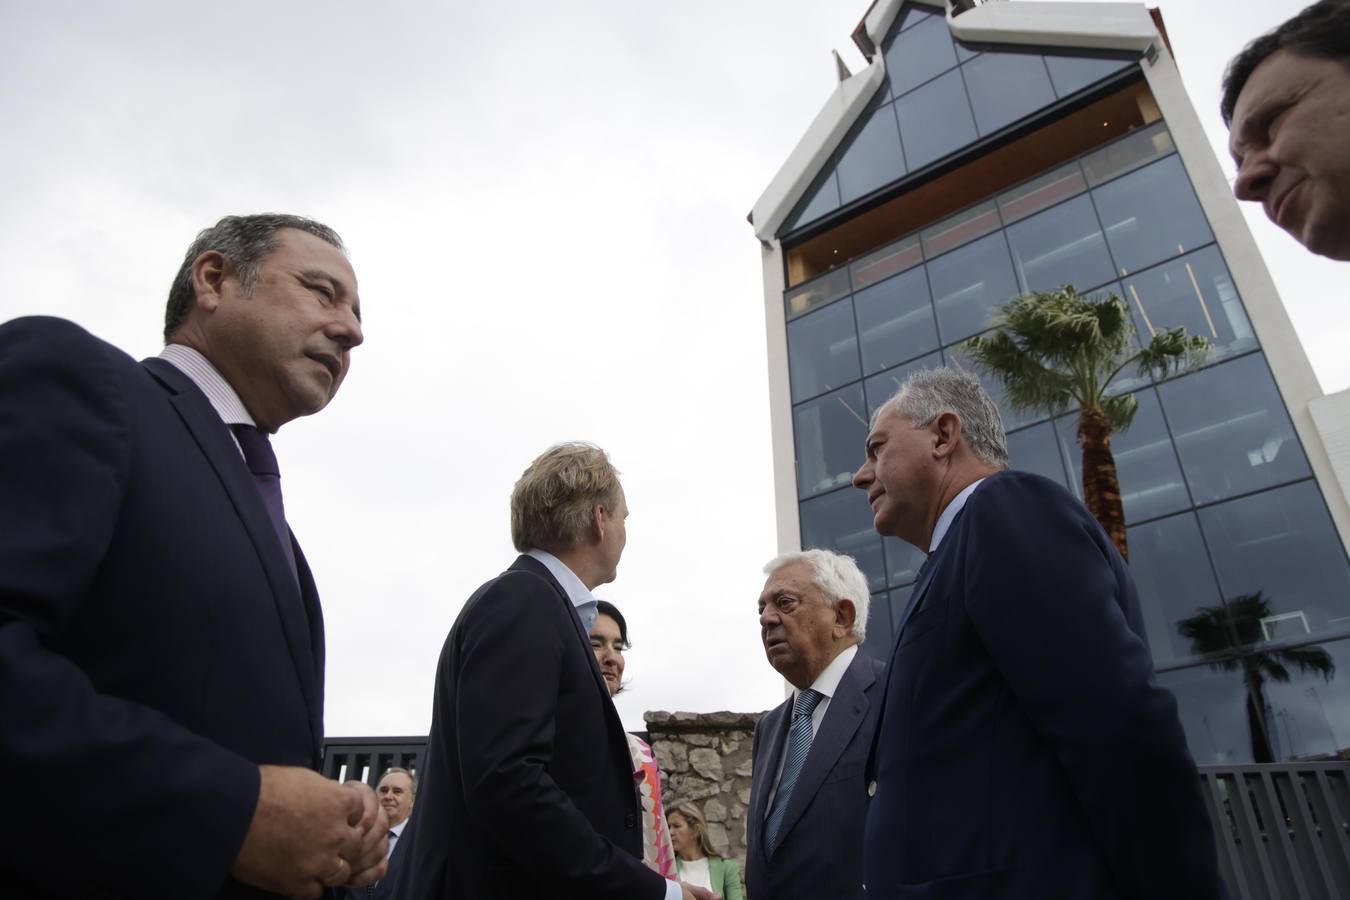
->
[834,598,858,639]
[189,250,231,314]
[591,504,607,545]
[933,410,964,460]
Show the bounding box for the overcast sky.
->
[1,0,1341,736]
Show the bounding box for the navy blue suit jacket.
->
[863,471,1224,899]
[0,317,327,899]
[746,648,884,900]
[395,555,664,900]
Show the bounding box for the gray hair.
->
[764,548,871,641]
[378,766,417,796]
[874,367,1009,469]
[164,213,345,340]
[510,442,623,553]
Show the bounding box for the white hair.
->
[763,548,871,640]
[873,367,1010,469]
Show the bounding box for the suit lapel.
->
[142,358,321,742]
[749,701,791,848]
[510,555,612,701]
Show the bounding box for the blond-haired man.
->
[396,444,715,900]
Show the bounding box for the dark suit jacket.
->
[395,554,666,900]
[0,317,327,899]
[863,471,1224,899]
[745,648,884,900]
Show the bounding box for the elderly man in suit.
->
[745,549,884,900]
[851,367,1224,899]
[0,214,387,898]
[344,768,416,900]
[396,443,715,900]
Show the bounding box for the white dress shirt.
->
[387,816,409,859]
[929,477,987,554]
[158,344,254,459]
[766,644,859,808]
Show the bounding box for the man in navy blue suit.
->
[851,367,1225,899]
[0,214,387,898]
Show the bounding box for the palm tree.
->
[961,286,1209,560]
[1177,592,1336,763]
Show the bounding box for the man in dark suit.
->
[746,549,884,900]
[397,443,715,900]
[343,768,416,900]
[0,214,387,899]
[850,367,1225,899]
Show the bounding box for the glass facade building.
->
[755,1,1350,765]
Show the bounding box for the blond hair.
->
[668,801,718,858]
[510,442,623,553]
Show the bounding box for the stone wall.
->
[645,710,765,871]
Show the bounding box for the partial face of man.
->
[853,406,940,549]
[206,228,364,431]
[1230,50,1350,260]
[377,772,414,828]
[596,489,628,586]
[758,561,851,690]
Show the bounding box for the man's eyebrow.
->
[300,268,362,323]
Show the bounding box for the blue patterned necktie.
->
[763,688,824,857]
[232,424,298,584]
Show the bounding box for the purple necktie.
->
[232,424,299,584]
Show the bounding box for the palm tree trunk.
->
[1243,661,1276,763]
[1077,405,1129,561]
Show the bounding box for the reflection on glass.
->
[1080,121,1174,186]
[886,14,959,97]
[787,298,861,403]
[787,171,842,232]
[1198,480,1350,642]
[786,266,851,320]
[1045,53,1135,99]
[864,352,944,418]
[1004,193,1116,294]
[1093,155,1213,275]
[800,488,886,593]
[855,266,939,375]
[921,200,1001,258]
[962,51,1056,136]
[794,385,869,499]
[927,231,1019,345]
[862,592,894,662]
[1158,353,1310,503]
[895,69,978,171]
[1006,421,1069,489]
[1124,247,1256,362]
[837,101,907,204]
[1127,512,1224,664]
[885,535,925,589]
[851,234,923,290]
[998,162,1088,225]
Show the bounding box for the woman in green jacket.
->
[668,800,744,900]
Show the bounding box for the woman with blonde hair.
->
[667,801,744,900]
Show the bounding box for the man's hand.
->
[231,765,389,899]
[680,883,719,900]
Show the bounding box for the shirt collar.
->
[390,817,409,838]
[929,477,987,554]
[525,549,596,612]
[794,644,858,703]
[158,344,255,428]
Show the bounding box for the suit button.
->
[867,781,877,797]
[625,813,636,828]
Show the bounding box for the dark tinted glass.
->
[921,200,1001,258]
[1127,512,1224,665]
[1092,155,1213,276]
[800,488,887,593]
[1081,122,1175,186]
[1199,481,1350,644]
[1045,53,1134,98]
[962,51,1057,136]
[794,385,869,499]
[894,69,979,171]
[927,232,1019,345]
[837,102,907,204]
[885,535,926,589]
[852,234,923,290]
[786,266,851,320]
[787,172,841,232]
[1004,193,1116,294]
[890,584,918,635]
[855,266,939,374]
[1158,354,1310,503]
[886,14,959,96]
[1124,247,1257,363]
[998,162,1088,225]
[862,592,894,661]
[787,299,861,403]
[864,352,944,418]
[1056,389,1190,524]
[1006,421,1069,489]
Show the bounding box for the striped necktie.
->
[763,688,824,857]
[231,424,298,584]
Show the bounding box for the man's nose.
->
[853,463,871,489]
[1233,153,1275,203]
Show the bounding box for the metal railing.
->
[323,738,1350,899]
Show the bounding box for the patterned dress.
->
[627,733,678,880]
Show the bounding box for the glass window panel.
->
[954,40,981,63]
[864,352,944,418]
[851,233,923,290]
[890,584,918,636]
[998,162,1088,225]
[1056,388,1191,524]
[1126,512,1224,666]
[1124,246,1257,363]
[1093,155,1214,276]
[787,297,862,403]
[794,385,870,499]
[895,69,979,172]
[862,592,894,662]
[884,535,926,590]
[1161,637,1350,764]
[1089,282,1153,400]
[1006,421,1069,490]
[886,14,959,96]
[786,171,842,233]
[945,341,1043,432]
[800,488,887,593]
[837,101,908,204]
[921,200,1001,258]
[895,3,939,34]
[927,231,1019,345]
[1198,481,1350,644]
[1005,193,1117,295]
[1158,354,1310,504]
[786,266,851,320]
[855,266,939,375]
[1045,53,1135,99]
[1081,122,1175,187]
[962,51,1057,136]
